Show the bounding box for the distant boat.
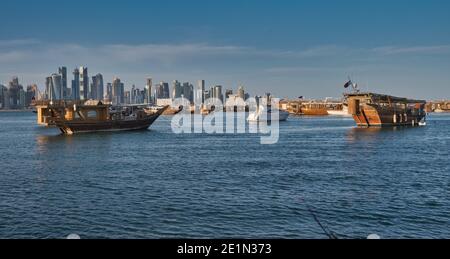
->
[248,105,289,122]
[327,104,351,116]
[433,102,450,113]
[146,105,182,116]
[300,102,329,116]
[434,108,450,113]
[345,92,427,127]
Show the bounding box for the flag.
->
[298,96,304,99]
[344,80,352,89]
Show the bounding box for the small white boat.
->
[248,105,290,122]
[327,104,351,117]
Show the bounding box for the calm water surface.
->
[0,112,449,239]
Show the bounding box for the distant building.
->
[162,82,170,99]
[4,77,25,109]
[145,78,153,104]
[105,83,112,102]
[237,86,245,100]
[25,84,38,107]
[58,67,68,99]
[72,68,80,100]
[51,73,63,100]
[112,77,125,105]
[0,84,6,109]
[45,76,53,100]
[45,74,62,100]
[79,66,89,100]
[131,85,144,104]
[172,80,182,99]
[204,90,210,101]
[182,82,194,103]
[196,80,205,105]
[124,91,131,104]
[212,85,223,102]
[155,82,170,100]
[91,73,104,100]
[225,89,233,100]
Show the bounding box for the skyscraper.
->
[172,80,182,99]
[225,89,233,100]
[145,78,152,104]
[105,83,112,102]
[162,82,170,99]
[58,67,67,99]
[0,84,6,109]
[131,85,140,104]
[213,85,223,102]
[51,73,63,100]
[91,73,104,100]
[196,80,205,105]
[156,82,170,100]
[45,76,53,100]
[204,90,210,101]
[238,86,245,100]
[25,84,38,107]
[112,77,124,105]
[124,91,131,104]
[7,77,24,109]
[79,66,89,100]
[72,68,80,100]
[182,82,194,103]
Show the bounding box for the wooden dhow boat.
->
[34,100,167,135]
[345,92,427,127]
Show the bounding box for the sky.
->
[1,0,450,99]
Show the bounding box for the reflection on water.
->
[345,126,425,143]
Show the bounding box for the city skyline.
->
[1,0,450,99]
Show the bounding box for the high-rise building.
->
[6,77,24,109]
[45,76,53,100]
[79,66,89,100]
[131,85,144,104]
[237,86,245,100]
[72,68,80,100]
[112,77,125,105]
[145,78,153,104]
[58,67,67,99]
[196,80,205,105]
[19,88,26,108]
[51,73,63,100]
[162,82,170,99]
[172,80,183,99]
[155,83,162,99]
[182,82,194,103]
[25,84,38,107]
[0,84,7,109]
[154,82,170,100]
[105,83,112,102]
[90,83,96,100]
[91,73,104,100]
[124,91,131,104]
[213,85,223,102]
[225,89,233,100]
[204,90,210,101]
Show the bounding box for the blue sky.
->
[1,0,450,99]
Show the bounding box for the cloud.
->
[0,39,41,47]
[0,50,30,63]
[100,43,247,63]
[372,45,450,55]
